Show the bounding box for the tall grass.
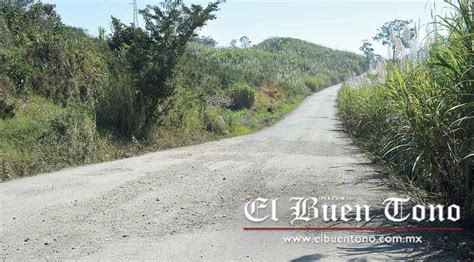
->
[338,0,473,225]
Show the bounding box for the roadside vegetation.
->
[338,0,473,228]
[0,0,366,180]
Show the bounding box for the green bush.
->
[303,75,330,92]
[1,2,108,105]
[159,88,205,140]
[0,96,96,179]
[96,58,143,138]
[229,83,256,110]
[0,96,15,119]
[203,107,228,134]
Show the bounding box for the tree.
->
[360,40,382,64]
[98,26,106,41]
[239,36,251,48]
[360,40,374,59]
[109,0,221,137]
[230,39,237,48]
[0,0,34,10]
[191,35,217,47]
[1,1,61,32]
[373,19,415,60]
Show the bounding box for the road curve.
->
[0,85,444,260]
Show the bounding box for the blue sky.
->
[44,0,446,56]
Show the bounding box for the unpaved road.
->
[0,85,457,260]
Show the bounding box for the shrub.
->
[303,75,330,92]
[0,97,15,119]
[1,2,108,105]
[96,59,143,138]
[229,83,256,110]
[0,96,96,179]
[203,107,228,134]
[159,88,205,139]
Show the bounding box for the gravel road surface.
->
[0,85,454,260]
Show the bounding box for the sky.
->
[43,0,448,56]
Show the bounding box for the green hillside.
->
[0,1,367,180]
[256,37,366,82]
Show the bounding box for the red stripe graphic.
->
[243,227,463,231]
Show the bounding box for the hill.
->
[256,37,365,82]
[0,2,367,180]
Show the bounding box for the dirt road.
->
[0,85,454,260]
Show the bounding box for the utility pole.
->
[132,0,139,28]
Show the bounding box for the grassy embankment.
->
[0,2,367,180]
[338,0,473,228]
